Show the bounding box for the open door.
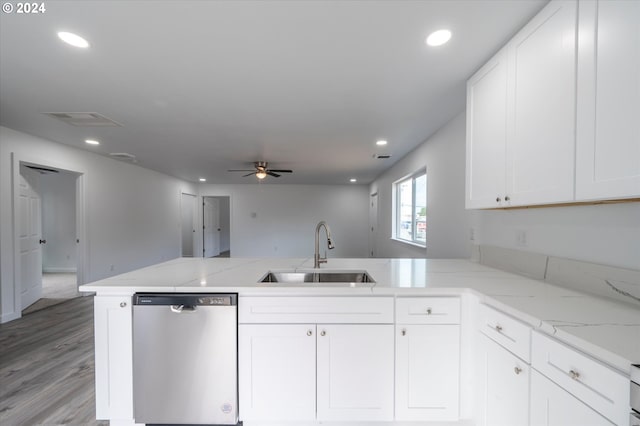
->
[203,197,220,257]
[18,164,43,309]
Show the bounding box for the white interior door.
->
[181,193,196,257]
[368,193,378,257]
[18,164,43,309]
[203,197,220,257]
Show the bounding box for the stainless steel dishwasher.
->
[133,293,238,425]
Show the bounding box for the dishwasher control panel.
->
[134,293,237,306]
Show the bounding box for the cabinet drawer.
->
[478,304,531,362]
[396,297,460,324]
[531,331,629,426]
[239,296,394,324]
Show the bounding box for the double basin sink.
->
[260,270,375,284]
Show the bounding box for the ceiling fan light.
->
[256,171,267,179]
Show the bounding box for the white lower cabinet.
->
[238,324,317,422]
[238,296,395,423]
[477,334,529,426]
[317,324,394,421]
[395,297,461,421]
[395,324,460,421]
[530,370,613,426]
[93,296,134,421]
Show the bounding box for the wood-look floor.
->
[0,296,107,426]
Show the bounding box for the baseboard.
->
[1,311,21,324]
[43,267,77,273]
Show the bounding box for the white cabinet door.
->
[238,324,316,422]
[576,0,640,200]
[530,370,614,426]
[94,296,133,421]
[477,335,529,426]
[395,324,460,421]
[317,324,394,421]
[506,0,577,206]
[466,48,509,209]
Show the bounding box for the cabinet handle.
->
[495,324,503,332]
[505,196,510,202]
[569,370,580,380]
[320,330,326,337]
[120,302,127,308]
[401,328,406,336]
[426,308,432,315]
[514,366,522,375]
[496,197,501,203]
[307,330,313,336]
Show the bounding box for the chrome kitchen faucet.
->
[314,221,334,268]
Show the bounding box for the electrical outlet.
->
[469,228,476,241]
[516,230,527,247]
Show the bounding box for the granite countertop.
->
[80,257,640,374]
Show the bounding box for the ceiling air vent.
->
[109,152,138,163]
[374,154,392,159]
[42,112,122,127]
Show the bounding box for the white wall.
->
[0,126,196,322]
[370,112,473,259]
[199,184,370,258]
[41,169,77,272]
[472,203,640,270]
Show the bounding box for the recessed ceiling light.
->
[350,178,357,183]
[85,139,100,145]
[57,31,90,48]
[376,140,388,146]
[426,29,452,47]
[199,178,207,182]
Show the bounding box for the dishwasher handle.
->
[170,305,197,313]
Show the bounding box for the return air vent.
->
[42,112,122,127]
[109,152,138,163]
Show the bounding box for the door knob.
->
[39,239,46,244]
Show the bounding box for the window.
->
[394,171,427,246]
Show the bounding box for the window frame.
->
[392,170,427,247]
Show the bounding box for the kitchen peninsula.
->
[80,255,640,426]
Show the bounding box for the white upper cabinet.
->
[506,0,577,206]
[576,0,640,200]
[466,49,509,208]
[466,0,578,209]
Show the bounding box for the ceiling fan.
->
[228,161,293,180]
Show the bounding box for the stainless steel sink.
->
[260,270,375,283]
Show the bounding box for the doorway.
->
[16,162,83,314]
[203,196,230,257]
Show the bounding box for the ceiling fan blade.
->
[242,172,256,177]
[268,169,293,173]
[267,171,281,177]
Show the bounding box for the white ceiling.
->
[0,0,547,185]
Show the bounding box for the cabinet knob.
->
[320,330,326,337]
[505,196,510,202]
[120,302,127,308]
[569,369,580,380]
[426,308,432,315]
[496,197,501,203]
[514,366,522,375]
[307,330,313,336]
[495,324,503,332]
[401,328,406,336]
